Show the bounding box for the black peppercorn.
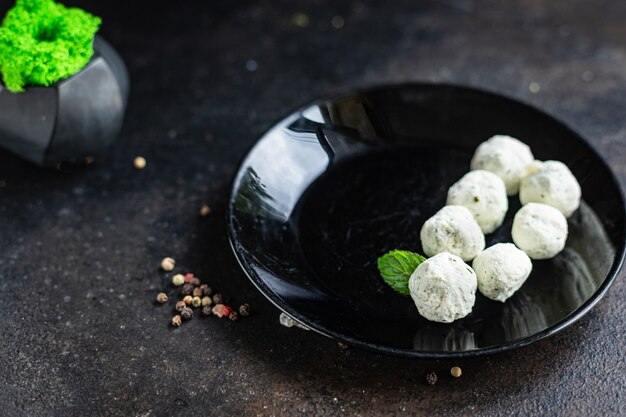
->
[212,293,223,304]
[228,311,238,321]
[201,305,213,316]
[181,306,193,321]
[239,303,251,317]
[190,277,201,286]
[192,287,203,298]
[175,300,186,312]
[202,286,213,297]
[181,283,194,296]
[425,372,437,385]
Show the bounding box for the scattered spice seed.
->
[181,283,194,296]
[290,12,309,28]
[133,156,146,169]
[212,304,225,318]
[160,257,175,271]
[239,303,251,317]
[172,274,185,287]
[426,372,438,385]
[157,266,247,325]
[331,15,345,29]
[200,205,212,217]
[450,366,462,378]
[212,304,231,318]
[181,307,193,321]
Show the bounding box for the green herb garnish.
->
[377,249,426,295]
[0,0,102,92]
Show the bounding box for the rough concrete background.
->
[0,0,624,416]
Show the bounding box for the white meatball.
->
[472,243,532,302]
[470,135,535,195]
[420,205,485,262]
[446,170,508,234]
[408,252,477,323]
[512,203,568,259]
[519,160,581,217]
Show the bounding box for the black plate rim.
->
[226,81,626,359]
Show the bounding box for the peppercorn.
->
[426,372,437,385]
[191,296,202,308]
[181,307,193,321]
[190,277,201,286]
[175,300,186,312]
[181,283,194,296]
[171,274,185,287]
[133,156,146,169]
[228,311,239,321]
[201,305,213,316]
[202,286,213,297]
[450,366,462,378]
[171,315,182,327]
[212,293,223,304]
[200,205,211,217]
[212,304,232,318]
[201,296,212,307]
[238,303,251,317]
[183,295,193,305]
[192,287,203,298]
[156,292,168,304]
[184,273,194,284]
[161,257,175,271]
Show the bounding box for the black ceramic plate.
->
[228,83,625,358]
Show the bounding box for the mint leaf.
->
[377,250,426,295]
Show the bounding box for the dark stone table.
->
[1,0,624,415]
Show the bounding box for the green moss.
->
[0,0,101,92]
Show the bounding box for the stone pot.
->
[0,36,129,166]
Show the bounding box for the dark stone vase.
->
[0,36,129,166]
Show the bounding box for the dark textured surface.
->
[0,0,624,416]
